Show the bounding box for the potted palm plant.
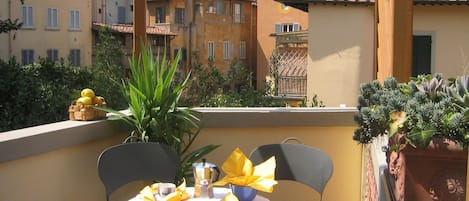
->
[354,74,469,201]
[99,45,219,185]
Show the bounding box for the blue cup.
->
[230,184,257,201]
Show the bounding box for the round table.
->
[186,187,269,201]
[130,187,269,201]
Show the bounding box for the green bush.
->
[0,58,93,132]
[181,58,286,107]
[0,58,128,132]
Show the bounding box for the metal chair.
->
[249,138,333,200]
[97,142,179,201]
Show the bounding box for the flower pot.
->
[230,184,257,201]
[387,138,467,201]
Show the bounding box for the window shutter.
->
[293,23,300,32]
[275,24,281,33]
[118,7,126,24]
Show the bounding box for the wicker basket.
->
[69,103,107,121]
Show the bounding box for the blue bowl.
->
[230,184,257,201]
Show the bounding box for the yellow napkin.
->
[214,147,278,193]
[138,179,190,201]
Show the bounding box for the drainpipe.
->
[8,0,12,58]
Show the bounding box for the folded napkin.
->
[138,179,190,201]
[214,147,277,193]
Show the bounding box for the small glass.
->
[158,183,176,197]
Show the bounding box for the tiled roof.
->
[304,0,469,4]
[92,22,176,36]
[280,0,469,11]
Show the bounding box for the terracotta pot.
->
[387,138,467,201]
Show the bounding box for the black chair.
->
[97,142,179,201]
[249,138,333,201]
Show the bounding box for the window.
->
[175,8,184,24]
[22,5,34,28]
[412,35,432,77]
[223,41,231,60]
[69,10,80,30]
[214,1,224,14]
[240,41,246,59]
[275,23,301,33]
[156,7,165,23]
[208,41,215,60]
[47,8,58,29]
[47,49,59,61]
[70,49,80,66]
[293,23,300,32]
[21,49,34,65]
[117,6,126,24]
[233,3,242,23]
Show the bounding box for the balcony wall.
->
[0,107,361,201]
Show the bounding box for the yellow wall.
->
[307,5,375,107]
[3,0,93,66]
[413,6,469,77]
[0,125,361,201]
[256,0,308,88]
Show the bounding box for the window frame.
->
[214,1,224,14]
[156,7,166,23]
[117,6,126,24]
[175,8,184,24]
[22,5,34,28]
[47,49,59,61]
[69,9,80,30]
[208,41,215,60]
[223,41,231,60]
[21,49,34,65]
[47,8,59,30]
[233,3,242,23]
[70,49,80,66]
[240,41,246,60]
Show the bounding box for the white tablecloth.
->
[130,187,269,201]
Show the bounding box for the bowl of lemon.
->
[69,88,107,121]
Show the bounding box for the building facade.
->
[274,0,469,107]
[148,0,257,74]
[0,0,93,66]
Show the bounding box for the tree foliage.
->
[0,0,25,34]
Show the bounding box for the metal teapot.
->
[192,159,220,198]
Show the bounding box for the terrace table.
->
[129,187,270,201]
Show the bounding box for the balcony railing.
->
[0,107,361,201]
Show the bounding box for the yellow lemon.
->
[93,96,105,105]
[81,88,95,98]
[76,97,93,106]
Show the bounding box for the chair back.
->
[249,142,333,200]
[97,142,179,200]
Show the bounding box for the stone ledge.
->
[0,107,358,163]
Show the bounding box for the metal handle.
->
[281,137,304,144]
[213,165,221,181]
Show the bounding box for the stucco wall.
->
[6,0,93,66]
[413,6,469,77]
[307,5,374,107]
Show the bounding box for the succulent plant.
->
[354,74,469,149]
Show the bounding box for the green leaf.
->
[407,128,436,148]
